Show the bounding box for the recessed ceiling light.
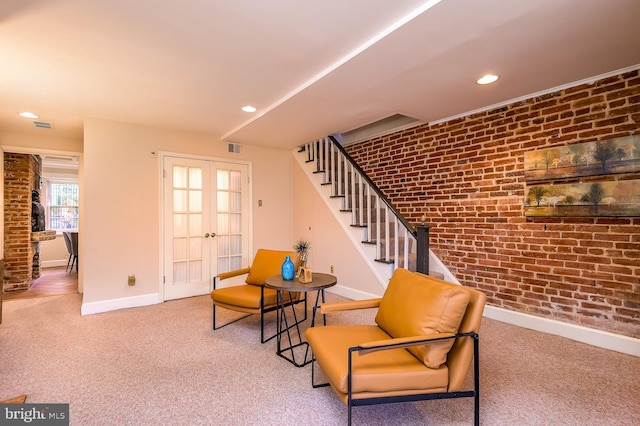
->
[19,112,39,119]
[477,74,499,85]
[241,105,257,113]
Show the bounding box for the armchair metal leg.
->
[211,303,302,343]
[474,334,480,426]
[348,348,354,426]
[212,304,251,331]
[260,309,278,344]
[311,357,330,389]
[260,286,279,344]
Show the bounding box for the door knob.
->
[210,232,217,238]
[204,233,210,238]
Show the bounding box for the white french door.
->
[163,155,249,301]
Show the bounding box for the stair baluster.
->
[300,136,429,274]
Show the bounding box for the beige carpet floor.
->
[1,293,638,425]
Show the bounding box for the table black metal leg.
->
[275,290,311,367]
[310,289,327,327]
[275,289,330,368]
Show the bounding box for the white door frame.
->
[157,151,253,300]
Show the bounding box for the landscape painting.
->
[524,179,640,217]
[524,135,640,182]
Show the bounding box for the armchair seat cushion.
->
[211,285,299,310]
[306,325,449,396]
[211,285,275,309]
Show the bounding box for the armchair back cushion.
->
[245,249,300,286]
[374,268,470,368]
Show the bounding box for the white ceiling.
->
[1,0,639,149]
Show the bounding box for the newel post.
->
[416,221,430,274]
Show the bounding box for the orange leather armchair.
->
[306,268,486,425]
[210,249,304,343]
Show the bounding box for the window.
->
[47,182,79,230]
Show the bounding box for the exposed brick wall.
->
[3,153,37,292]
[346,70,640,338]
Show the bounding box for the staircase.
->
[296,136,456,286]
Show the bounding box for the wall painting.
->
[524,135,640,182]
[525,179,640,217]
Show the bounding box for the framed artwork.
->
[524,135,640,182]
[524,179,640,217]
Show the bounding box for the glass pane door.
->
[214,164,249,274]
[163,157,212,300]
[163,156,250,300]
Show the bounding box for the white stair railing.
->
[302,136,419,271]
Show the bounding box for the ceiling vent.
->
[228,142,241,154]
[335,114,423,146]
[33,121,53,129]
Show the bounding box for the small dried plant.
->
[292,238,311,254]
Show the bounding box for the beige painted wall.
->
[82,118,295,306]
[40,236,69,265]
[292,158,384,298]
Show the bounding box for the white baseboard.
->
[327,285,382,301]
[484,305,640,357]
[42,260,68,268]
[81,293,162,316]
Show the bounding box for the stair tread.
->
[300,140,437,279]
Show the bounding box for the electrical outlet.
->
[330,265,334,273]
[128,275,136,286]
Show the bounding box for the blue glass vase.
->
[281,255,295,280]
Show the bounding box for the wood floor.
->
[2,267,78,301]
